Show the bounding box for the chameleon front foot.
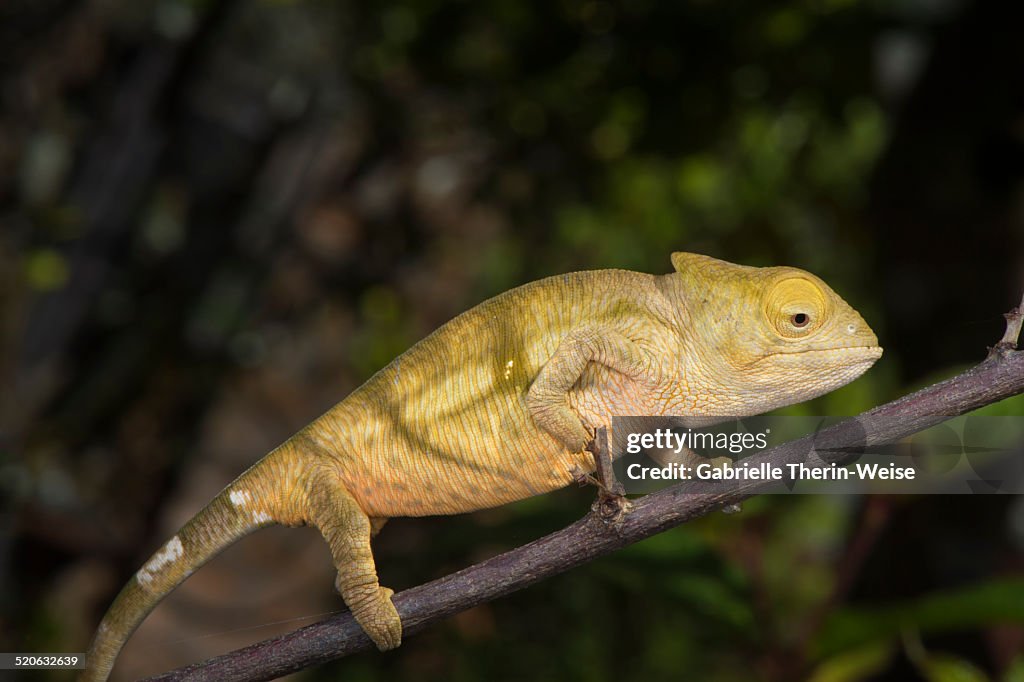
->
[592,491,633,523]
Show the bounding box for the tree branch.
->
[145,305,1024,682]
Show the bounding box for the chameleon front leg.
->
[586,426,623,496]
[586,426,632,523]
[369,516,388,538]
[526,326,653,454]
[306,472,401,651]
[527,327,652,520]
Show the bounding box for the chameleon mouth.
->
[783,345,883,358]
[754,345,883,366]
[774,342,880,364]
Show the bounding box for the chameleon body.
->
[83,252,882,680]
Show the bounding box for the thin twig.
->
[990,287,1024,356]
[144,303,1024,682]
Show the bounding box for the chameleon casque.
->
[83,252,883,680]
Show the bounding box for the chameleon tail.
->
[81,444,302,682]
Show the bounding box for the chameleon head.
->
[667,252,883,413]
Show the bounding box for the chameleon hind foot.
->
[340,581,402,651]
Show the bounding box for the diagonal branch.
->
[145,303,1024,682]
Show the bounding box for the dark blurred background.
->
[3,0,1024,680]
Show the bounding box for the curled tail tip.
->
[82,618,120,682]
[80,454,289,681]
[80,474,281,681]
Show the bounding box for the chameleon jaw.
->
[760,344,883,362]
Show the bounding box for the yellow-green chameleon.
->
[83,252,882,681]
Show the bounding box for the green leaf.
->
[919,656,991,682]
[905,630,991,682]
[807,641,894,682]
[1003,655,1024,682]
[815,579,1024,658]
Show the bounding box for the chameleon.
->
[82,252,882,681]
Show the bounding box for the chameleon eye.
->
[764,276,828,338]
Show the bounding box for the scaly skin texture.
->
[82,252,883,681]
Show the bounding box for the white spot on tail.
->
[137,535,184,588]
[253,510,272,524]
[504,359,514,380]
[229,490,251,507]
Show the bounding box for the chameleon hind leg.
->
[306,471,401,650]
